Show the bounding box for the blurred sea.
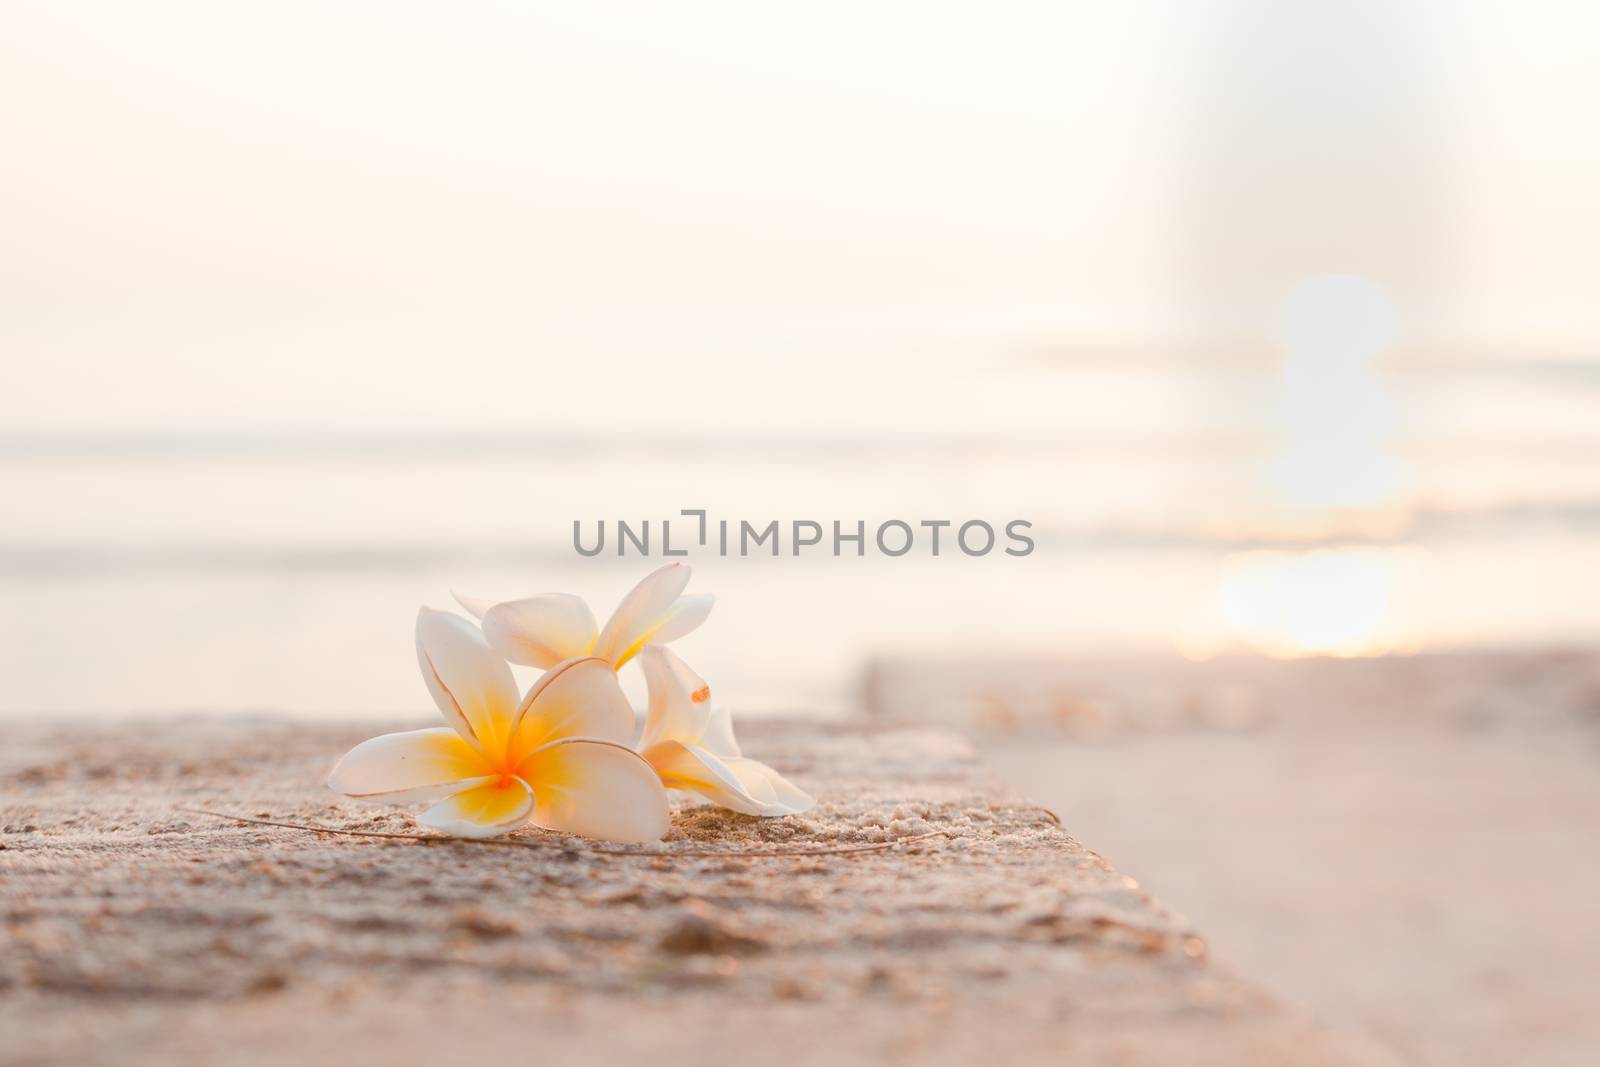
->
[5,358,1599,718]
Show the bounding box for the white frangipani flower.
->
[455,562,713,671]
[327,608,669,841]
[636,645,814,817]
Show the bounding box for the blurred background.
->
[3,3,1598,1063]
[4,0,1598,716]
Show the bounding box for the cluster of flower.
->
[328,564,812,840]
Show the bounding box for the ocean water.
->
[4,360,1599,718]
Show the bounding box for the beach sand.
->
[869,649,1600,1067]
[1,718,1378,1066]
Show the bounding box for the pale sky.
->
[2,1,1597,435]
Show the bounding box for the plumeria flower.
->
[454,562,712,672]
[327,608,669,841]
[636,645,814,817]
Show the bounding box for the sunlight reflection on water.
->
[1209,547,1426,659]
[1270,275,1403,509]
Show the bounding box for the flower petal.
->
[591,562,693,668]
[649,593,715,644]
[638,645,713,751]
[416,607,520,752]
[327,728,492,803]
[720,755,815,814]
[519,738,669,843]
[700,704,741,759]
[451,590,496,621]
[480,593,599,668]
[510,657,636,763]
[642,741,813,817]
[419,777,535,839]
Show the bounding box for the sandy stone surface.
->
[1,717,1380,1067]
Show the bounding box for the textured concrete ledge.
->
[2,717,1375,1066]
